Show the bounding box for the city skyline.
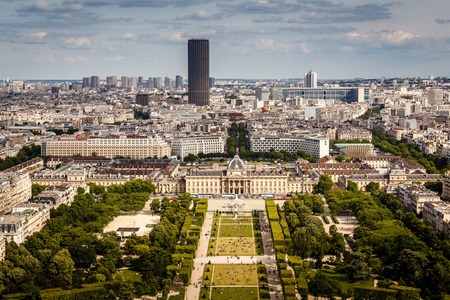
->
[0,0,449,80]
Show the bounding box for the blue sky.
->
[1,0,449,80]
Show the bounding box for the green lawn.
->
[119,269,142,283]
[216,237,256,255]
[219,225,253,237]
[303,267,374,292]
[211,287,258,300]
[211,264,258,286]
[220,218,253,224]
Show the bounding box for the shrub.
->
[331,215,339,224]
[322,215,330,224]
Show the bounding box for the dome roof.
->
[228,154,246,170]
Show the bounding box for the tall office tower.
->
[121,76,129,88]
[90,76,100,88]
[304,70,317,88]
[138,77,144,84]
[209,77,215,88]
[130,77,138,87]
[175,75,184,88]
[106,76,118,86]
[147,78,155,89]
[154,77,163,89]
[188,39,210,106]
[428,89,444,106]
[164,76,171,88]
[82,77,90,88]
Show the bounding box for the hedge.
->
[267,207,279,221]
[331,215,339,224]
[281,277,297,286]
[389,285,420,300]
[283,285,296,297]
[175,245,196,255]
[40,285,107,300]
[353,286,397,300]
[271,222,285,245]
[179,267,191,286]
[276,254,286,264]
[259,288,270,299]
[280,270,293,278]
[278,263,287,270]
[297,278,308,300]
[288,256,302,267]
[322,215,330,224]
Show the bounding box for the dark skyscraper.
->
[188,39,209,106]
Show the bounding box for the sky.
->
[0,0,449,80]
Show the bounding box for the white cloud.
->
[36,55,56,63]
[104,56,125,62]
[64,56,88,63]
[30,32,46,39]
[120,33,136,40]
[253,39,311,53]
[344,30,420,47]
[64,37,92,48]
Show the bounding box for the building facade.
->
[171,135,224,159]
[304,70,317,88]
[283,87,371,103]
[41,135,171,159]
[249,134,329,158]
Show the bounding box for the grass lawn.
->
[220,218,253,224]
[119,269,142,283]
[211,287,258,300]
[215,237,256,255]
[211,264,258,286]
[219,225,253,237]
[302,267,374,292]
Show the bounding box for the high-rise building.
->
[106,76,118,86]
[90,76,100,88]
[304,70,317,88]
[82,77,90,88]
[188,39,210,106]
[154,77,163,89]
[147,78,154,89]
[130,77,138,88]
[121,76,129,88]
[209,77,215,88]
[175,75,184,88]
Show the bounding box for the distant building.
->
[249,134,329,158]
[188,39,210,106]
[106,76,118,86]
[256,87,269,101]
[90,76,100,88]
[304,70,317,88]
[135,94,149,106]
[209,77,215,88]
[172,135,224,159]
[283,87,371,103]
[175,75,184,88]
[427,89,444,106]
[121,76,129,88]
[82,77,90,88]
[42,135,171,159]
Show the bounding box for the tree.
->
[150,199,160,212]
[346,180,358,192]
[31,184,47,197]
[341,251,369,281]
[48,249,75,287]
[335,155,346,162]
[313,174,333,195]
[365,182,380,193]
[184,153,197,163]
[292,227,312,258]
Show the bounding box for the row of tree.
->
[371,129,449,175]
[0,144,42,172]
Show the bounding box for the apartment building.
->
[336,129,372,141]
[171,135,224,159]
[0,204,50,244]
[0,172,32,215]
[249,134,329,158]
[42,135,171,159]
[423,201,450,237]
[397,184,441,214]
